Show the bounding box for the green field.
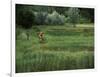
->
[16,24,94,73]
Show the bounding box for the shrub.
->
[45,11,66,25]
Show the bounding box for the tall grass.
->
[16,50,94,72]
[16,24,94,73]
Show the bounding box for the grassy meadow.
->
[16,24,94,73]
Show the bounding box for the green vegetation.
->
[16,4,94,28]
[16,24,94,73]
[67,8,80,27]
[16,4,94,73]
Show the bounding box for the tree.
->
[67,8,80,27]
[34,12,47,25]
[79,8,94,23]
[16,4,34,29]
[45,11,66,25]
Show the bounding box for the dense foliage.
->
[16,4,94,28]
[16,5,34,28]
[45,11,66,25]
[67,8,80,27]
[34,12,47,25]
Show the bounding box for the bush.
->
[45,11,66,25]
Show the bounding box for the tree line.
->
[16,4,94,28]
